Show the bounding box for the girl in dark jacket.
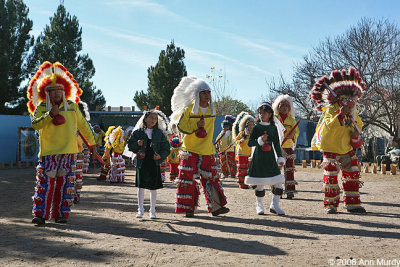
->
[128,111,170,219]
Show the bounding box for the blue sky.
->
[25,0,400,110]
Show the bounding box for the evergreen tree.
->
[134,41,187,115]
[0,0,34,114]
[26,5,105,111]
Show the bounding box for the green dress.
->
[245,122,284,186]
[136,136,163,190]
[128,128,170,190]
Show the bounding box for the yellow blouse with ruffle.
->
[235,132,252,156]
[275,114,299,149]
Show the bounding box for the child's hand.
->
[262,132,268,143]
[153,152,161,160]
[137,140,144,146]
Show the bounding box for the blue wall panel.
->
[0,115,34,164]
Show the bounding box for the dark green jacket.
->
[128,128,170,168]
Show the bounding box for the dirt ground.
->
[1,164,400,267]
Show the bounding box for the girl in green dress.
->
[245,102,286,215]
[128,111,170,219]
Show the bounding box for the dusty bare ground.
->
[1,165,400,267]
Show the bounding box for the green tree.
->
[26,5,105,111]
[0,0,34,114]
[214,96,254,116]
[134,41,187,115]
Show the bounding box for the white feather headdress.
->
[272,94,295,118]
[133,109,170,135]
[78,101,90,121]
[170,76,215,125]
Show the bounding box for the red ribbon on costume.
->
[281,120,300,146]
[78,131,106,165]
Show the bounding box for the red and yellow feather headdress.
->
[27,61,82,114]
[310,67,365,110]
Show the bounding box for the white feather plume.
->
[32,66,53,107]
[170,76,215,125]
[170,76,198,125]
[79,101,90,121]
[272,94,295,118]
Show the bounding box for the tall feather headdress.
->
[170,76,215,125]
[27,61,82,114]
[310,67,365,111]
[232,112,255,140]
[272,94,295,118]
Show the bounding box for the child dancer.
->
[128,110,170,219]
[104,126,127,183]
[215,115,237,178]
[166,123,182,181]
[98,148,111,181]
[232,112,255,189]
[245,102,286,215]
[272,95,299,199]
[167,134,182,181]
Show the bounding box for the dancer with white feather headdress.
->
[215,115,237,179]
[232,112,255,189]
[170,76,229,218]
[272,95,299,199]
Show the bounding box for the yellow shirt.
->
[275,114,299,149]
[235,132,252,156]
[112,141,126,154]
[77,135,84,152]
[177,103,216,155]
[167,147,181,164]
[216,131,235,153]
[319,104,363,154]
[32,101,96,157]
[95,130,105,147]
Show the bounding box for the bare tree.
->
[267,18,400,136]
[206,66,253,115]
